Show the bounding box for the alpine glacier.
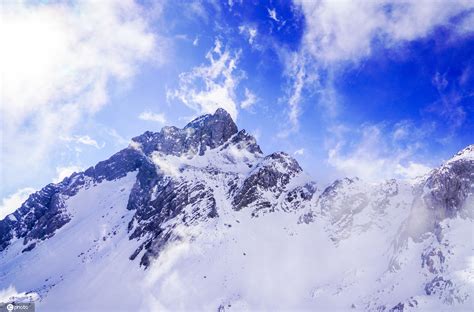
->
[0,109,472,311]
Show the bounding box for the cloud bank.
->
[295,0,474,64]
[1,0,162,195]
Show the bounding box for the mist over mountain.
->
[0,109,472,311]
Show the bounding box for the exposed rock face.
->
[131,108,239,156]
[399,145,474,243]
[284,181,317,210]
[421,248,446,275]
[423,145,474,220]
[123,111,267,266]
[313,177,401,242]
[0,183,69,252]
[232,152,304,212]
[0,148,147,252]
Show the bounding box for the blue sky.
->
[1,0,473,213]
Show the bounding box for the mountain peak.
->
[132,108,239,156]
[447,144,474,164]
[184,108,236,131]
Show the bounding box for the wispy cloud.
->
[239,25,258,45]
[287,58,305,132]
[395,162,432,180]
[241,88,257,110]
[458,11,474,34]
[267,8,280,22]
[167,39,243,119]
[139,111,167,123]
[227,0,242,11]
[277,52,318,137]
[60,135,103,149]
[294,148,305,156]
[426,71,472,143]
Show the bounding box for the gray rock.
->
[232,152,302,212]
[423,152,474,220]
[131,108,239,157]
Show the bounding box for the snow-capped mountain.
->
[0,109,472,311]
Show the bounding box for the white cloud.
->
[282,0,474,130]
[392,121,411,141]
[139,111,167,123]
[167,39,242,120]
[60,135,102,149]
[294,148,305,156]
[395,162,432,180]
[294,0,474,64]
[327,124,432,181]
[268,8,280,22]
[432,72,449,91]
[248,28,258,44]
[0,188,36,220]
[175,34,189,41]
[425,72,468,141]
[75,136,101,148]
[227,0,243,11]
[53,166,84,183]
[277,52,317,136]
[288,62,305,131]
[239,25,258,45]
[151,153,181,178]
[186,2,209,23]
[0,0,162,192]
[241,88,257,109]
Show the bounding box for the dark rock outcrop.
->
[0,148,147,252]
[232,152,302,211]
[131,108,239,157]
[423,147,474,220]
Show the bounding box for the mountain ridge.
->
[0,109,472,311]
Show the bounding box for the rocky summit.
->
[0,109,472,311]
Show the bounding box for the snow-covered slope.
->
[0,109,472,311]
